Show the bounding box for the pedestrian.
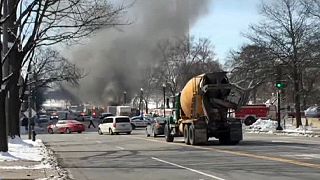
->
[88,116,96,128]
[22,117,28,130]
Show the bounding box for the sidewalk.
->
[0,161,59,180]
[0,136,68,180]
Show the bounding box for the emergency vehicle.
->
[235,104,277,125]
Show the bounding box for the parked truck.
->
[107,106,131,116]
[235,104,277,126]
[164,72,244,145]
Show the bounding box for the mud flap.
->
[194,128,207,144]
[229,119,243,142]
[192,118,208,145]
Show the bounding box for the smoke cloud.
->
[69,0,211,105]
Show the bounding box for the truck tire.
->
[244,116,256,126]
[164,125,174,142]
[219,134,240,145]
[184,125,190,145]
[189,124,196,145]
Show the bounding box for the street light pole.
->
[162,83,166,117]
[123,91,127,105]
[276,89,283,130]
[139,88,143,115]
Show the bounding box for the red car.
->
[47,120,85,134]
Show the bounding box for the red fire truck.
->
[235,104,277,125]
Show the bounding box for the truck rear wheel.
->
[244,116,256,126]
[164,125,174,142]
[219,135,240,145]
[189,125,196,145]
[184,125,190,145]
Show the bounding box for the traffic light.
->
[275,81,286,89]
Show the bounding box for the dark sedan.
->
[145,117,166,137]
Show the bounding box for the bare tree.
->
[225,45,277,104]
[301,0,320,19]
[242,0,320,127]
[156,36,221,97]
[20,48,85,111]
[1,0,130,147]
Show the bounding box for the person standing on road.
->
[88,116,96,128]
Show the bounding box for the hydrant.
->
[32,130,36,141]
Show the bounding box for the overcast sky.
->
[191,0,261,63]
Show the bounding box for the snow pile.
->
[0,137,47,162]
[283,126,313,135]
[249,119,277,132]
[246,118,319,137]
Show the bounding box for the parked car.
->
[305,106,320,118]
[47,120,85,134]
[145,117,166,137]
[99,113,114,120]
[36,114,49,124]
[49,112,59,120]
[76,112,90,121]
[130,116,149,129]
[98,116,132,135]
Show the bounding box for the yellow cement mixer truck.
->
[164,72,244,145]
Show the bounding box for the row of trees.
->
[137,36,222,108]
[138,0,320,129]
[0,0,129,152]
[226,0,320,127]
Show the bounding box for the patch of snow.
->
[0,137,68,179]
[245,118,319,137]
[249,119,277,132]
[0,137,48,162]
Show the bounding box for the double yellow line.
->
[131,136,320,170]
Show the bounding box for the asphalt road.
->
[39,128,320,180]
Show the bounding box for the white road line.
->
[151,157,225,180]
[116,146,125,150]
[96,141,102,143]
[271,140,291,143]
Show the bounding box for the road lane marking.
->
[129,136,320,170]
[151,157,225,180]
[271,140,291,143]
[116,146,125,150]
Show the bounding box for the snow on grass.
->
[0,137,48,162]
[248,119,277,132]
[246,118,319,137]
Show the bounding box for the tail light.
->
[113,123,116,128]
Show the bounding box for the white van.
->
[98,116,132,135]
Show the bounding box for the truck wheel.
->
[184,125,190,145]
[244,116,256,126]
[164,125,174,142]
[219,135,240,145]
[189,125,196,145]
